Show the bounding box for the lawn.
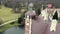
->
[0,6,21,32]
[0,6,20,22]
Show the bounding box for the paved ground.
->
[43,21,60,34]
[31,15,50,34]
[31,15,60,34]
[3,26,24,34]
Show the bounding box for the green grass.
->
[0,6,20,32]
[0,21,19,32]
[0,6,20,22]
